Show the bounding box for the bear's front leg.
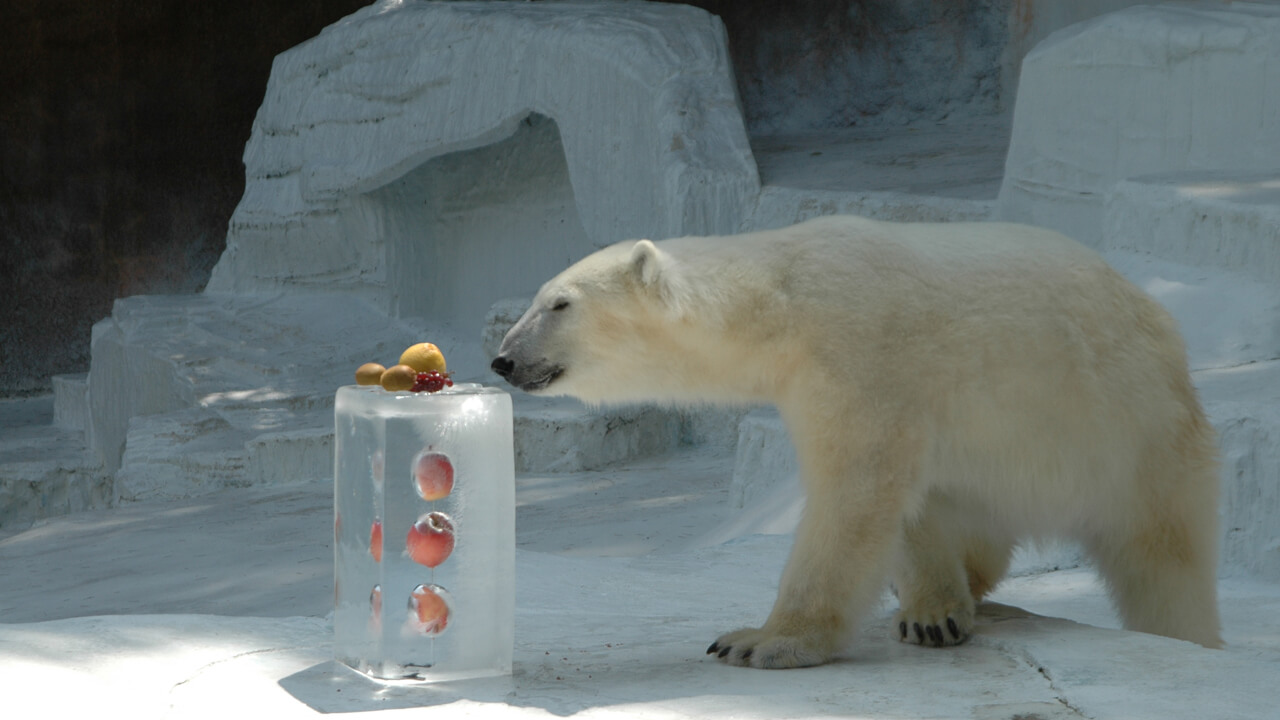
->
[709,427,918,669]
[890,491,983,648]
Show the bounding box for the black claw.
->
[913,622,925,643]
[928,625,942,645]
[718,646,731,658]
[947,618,961,639]
[899,621,908,639]
[706,642,719,655]
[741,649,753,662]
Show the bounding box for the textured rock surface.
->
[85,292,435,481]
[0,396,109,532]
[1198,360,1280,580]
[512,396,680,474]
[728,408,794,511]
[51,374,87,431]
[207,0,757,335]
[998,3,1280,245]
[1105,171,1280,286]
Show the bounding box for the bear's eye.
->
[551,299,570,312]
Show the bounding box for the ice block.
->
[333,384,514,681]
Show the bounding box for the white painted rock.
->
[1104,171,1280,286]
[728,407,795,511]
[208,0,758,335]
[997,3,1280,245]
[86,292,430,476]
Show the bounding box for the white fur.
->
[496,215,1223,668]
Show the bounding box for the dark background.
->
[0,0,372,396]
[0,0,1006,397]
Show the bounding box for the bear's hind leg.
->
[892,492,1012,647]
[1086,466,1222,648]
[963,532,1014,603]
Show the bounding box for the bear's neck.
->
[655,261,805,406]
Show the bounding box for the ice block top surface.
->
[336,384,509,417]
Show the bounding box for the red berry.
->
[411,370,449,393]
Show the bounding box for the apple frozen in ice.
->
[413,451,454,501]
[406,512,454,568]
[408,583,450,635]
[369,584,383,632]
[369,519,383,562]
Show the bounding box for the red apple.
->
[414,451,454,501]
[369,519,383,562]
[405,512,454,568]
[408,583,450,635]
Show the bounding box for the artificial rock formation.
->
[998,3,1280,245]
[207,0,758,334]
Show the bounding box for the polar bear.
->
[491,214,1222,668]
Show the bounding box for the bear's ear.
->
[629,239,663,288]
[629,239,692,315]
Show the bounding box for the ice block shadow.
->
[279,660,515,714]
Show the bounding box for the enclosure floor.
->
[2,435,1279,718]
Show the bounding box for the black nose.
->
[491,356,515,379]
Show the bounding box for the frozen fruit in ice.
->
[413,451,454,501]
[371,450,384,488]
[411,371,452,393]
[408,583,450,635]
[399,343,447,374]
[379,364,417,391]
[369,519,383,562]
[355,362,386,386]
[370,585,383,631]
[405,512,454,568]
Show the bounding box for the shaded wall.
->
[0,0,369,396]
[691,0,1009,133]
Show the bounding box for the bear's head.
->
[491,238,700,405]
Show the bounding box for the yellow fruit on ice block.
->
[399,343,447,374]
[379,364,418,391]
[355,363,386,386]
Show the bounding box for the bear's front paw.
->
[706,627,832,669]
[892,600,974,647]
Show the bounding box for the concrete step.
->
[1104,170,1280,286]
[0,396,109,533]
